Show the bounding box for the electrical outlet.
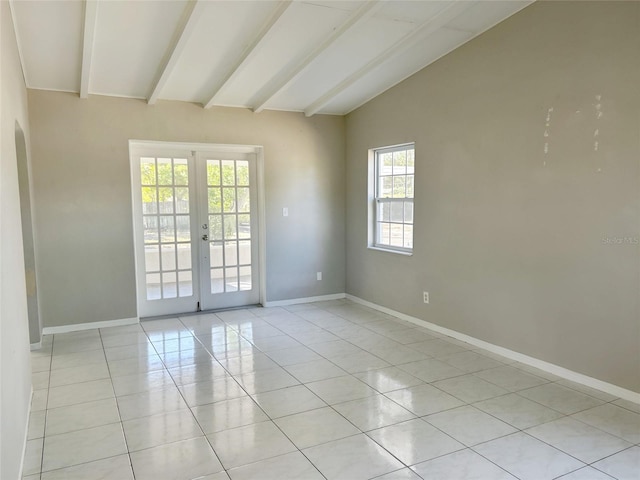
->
[317,272,322,281]
[423,291,429,304]
[282,207,289,217]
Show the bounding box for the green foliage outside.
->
[141,158,251,243]
[141,158,250,212]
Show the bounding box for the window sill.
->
[367,245,413,256]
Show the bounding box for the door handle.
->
[202,234,209,241]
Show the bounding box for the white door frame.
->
[129,140,266,318]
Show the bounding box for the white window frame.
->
[368,143,415,255]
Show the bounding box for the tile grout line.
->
[184,309,386,477]
[218,305,631,478]
[280,305,633,479]
[98,326,138,480]
[217,312,349,479]
[147,314,239,478]
[30,301,637,479]
[37,333,54,478]
[282,305,526,479]
[228,307,477,477]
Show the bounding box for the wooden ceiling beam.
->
[80,0,99,99]
[148,0,205,105]
[303,0,472,117]
[252,0,383,114]
[203,0,292,109]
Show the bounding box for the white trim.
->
[18,387,34,480]
[204,1,292,109]
[256,148,267,307]
[263,293,346,308]
[252,0,382,113]
[82,91,146,100]
[42,317,139,335]
[370,143,415,254]
[129,141,266,316]
[304,0,471,117]
[194,152,261,310]
[130,140,262,156]
[80,0,98,99]
[30,341,42,351]
[367,245,413,256]
[131,148,201,317]
[346,294,640,404]
[342,2,536,116]
[148,0,205,104]
[24,86,79,95]
[129,145,143,320]
[8,0,29,87]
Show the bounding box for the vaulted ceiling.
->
[10,0,533,116]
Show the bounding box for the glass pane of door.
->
[132,144,260,317]
[140,156,193,300]
[135,152,198,317]
[199,155,259,310]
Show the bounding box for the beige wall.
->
[27,91,346,327]
[345,1,640,392]
[1,1,35,478]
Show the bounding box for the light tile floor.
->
[24,300,640,480]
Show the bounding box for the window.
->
[371,143,414,253]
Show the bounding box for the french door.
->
[130,142,261,318]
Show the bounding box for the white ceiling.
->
[10,0,533,116]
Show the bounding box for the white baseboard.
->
[42,317,139,335]
[263,293,346,308]
[30,341,41,351]
[19,387,34,480]
[346,294,640,404]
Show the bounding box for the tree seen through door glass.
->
[141,188,157,214]
[158,188,173,213]
[141,158,156,185]
[223,188,236,213]
[236,161,249,185]
[174,159,188,185]
[207,160,221,185]
[222,160,235,185]
[208,188,221,213]
[157,158,173,185]
[203,158,253,295]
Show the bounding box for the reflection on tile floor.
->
[25,300,640,479]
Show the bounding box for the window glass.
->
[372,144,414,253]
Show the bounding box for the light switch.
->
[283,207,289,217]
